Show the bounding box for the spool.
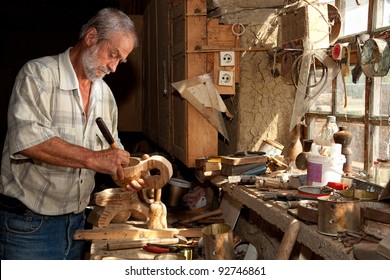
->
[202,223,235,260]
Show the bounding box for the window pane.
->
[371,124,390,164]
[371,71,390,117]
[375,0,390,29]
[342,0,369,36]
[341,122,365,170]
[307,118,365,170]
[335,66,366,116]
[308,68,333,113]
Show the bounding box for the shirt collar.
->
[59,47,78,91]
[58,47,103,102]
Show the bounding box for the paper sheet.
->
[172,74,232,141]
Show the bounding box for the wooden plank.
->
[74,224,203,240]
[220,155,268,165]
[186,15,206,52]
[207,19,239,48]
[187,103,218,167]
[186,0,207,15]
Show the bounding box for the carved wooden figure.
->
[88,155,173,228]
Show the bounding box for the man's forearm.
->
[20,136,93,169]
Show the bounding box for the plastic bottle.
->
[315,115,339,146]
[370,161,379,183]
[376,158,390,187]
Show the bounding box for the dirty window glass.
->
[342,0,369,36]
[335,66,366,116]
[375,0,390,29]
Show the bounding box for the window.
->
[306,0,390,173]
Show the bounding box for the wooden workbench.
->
[216,181,355,260]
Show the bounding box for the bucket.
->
[165,178,191,207]
[202,223,235,260]
[307,144,345,186]
[317,196,360,236]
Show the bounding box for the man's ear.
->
[85,28,98,46]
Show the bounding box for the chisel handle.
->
[96,117,118,149]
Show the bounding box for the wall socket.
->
[218,70,234,86]
[220,51,235,66]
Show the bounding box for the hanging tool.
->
[351,34,369,83]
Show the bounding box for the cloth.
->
[0,47,121,215]
[0,208,85,260]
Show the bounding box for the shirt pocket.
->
[95,131,109,150]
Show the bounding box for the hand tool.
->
[96,117,119,148]
[95,117,173,189]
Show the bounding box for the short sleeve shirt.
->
[0,48,121,215]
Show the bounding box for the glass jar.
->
[376,158,390,187]
[315,115,339,146]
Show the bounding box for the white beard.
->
[81,44,110,82]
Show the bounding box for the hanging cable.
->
[291,53,329,101]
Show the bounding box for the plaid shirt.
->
[0,48,122,215]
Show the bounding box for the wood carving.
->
[114,155,173,189]
[88,155,173,228]
[88,188,150,228]
[148,189,168,229]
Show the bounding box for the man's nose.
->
[108,60,120,73]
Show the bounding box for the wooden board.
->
[74,223,203,240]
[220,155,268,165]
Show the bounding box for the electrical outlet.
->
[220,51,235,66]
[218,71,234,86]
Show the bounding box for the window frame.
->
[305,0,390,172]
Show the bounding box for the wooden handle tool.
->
[96,117,119,149]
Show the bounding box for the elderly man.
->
[0,7,146,259]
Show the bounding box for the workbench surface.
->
[217,182,354,260]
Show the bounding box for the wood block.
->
[220,155,268,165]
[88,188,150,228]
[204,161,222,172]
[74,224,203,240]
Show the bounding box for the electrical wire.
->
[291,53,329,101]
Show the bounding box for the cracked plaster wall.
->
[215,1,296,155]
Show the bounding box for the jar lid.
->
[327,115,336,123]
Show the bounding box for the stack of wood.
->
[195,157,222,178]
[220,153,268,176]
